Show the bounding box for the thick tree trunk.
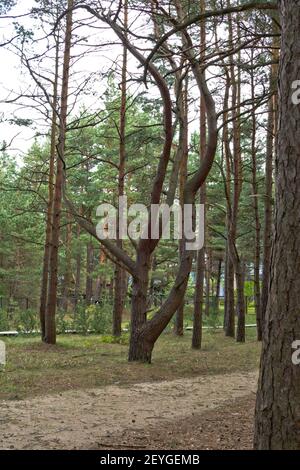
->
[254,1,300,449]
[128,251,150,361]
[46,0,73,344]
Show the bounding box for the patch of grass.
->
[0,329,261,401]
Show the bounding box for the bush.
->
[72,303,112,335]
[73,305,91,335]
[100,333,129,345]
[89,304,112,334]
[203,305,221,331]
[0,309,9,331]
[57,310,71,334]
[15,309,38,333]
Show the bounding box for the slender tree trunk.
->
[39,37,59,341]
[175,77,188,337]
[113,0,128,337]
[221,46,235,337]
[227,8,245,342]
[254,2,300,448]
[74,221,82,307]
[260,50,277,333]
[215,259,222,313]
[62,214,72,312]
[250,50,262,341]
[205,248,211,316]
[235,261,245,343]
[85,240,94,306]
[46,0,73,344]
[225,246,235,336]
[192,0,206,349]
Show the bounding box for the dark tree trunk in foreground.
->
[254,1,300,449]
[46,0,73,344]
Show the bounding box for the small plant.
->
[57,310,71,334]
[73,305,91,335]
[203,305,221,331]
[89,304,112,334]
[100,333,129,345]
[16,309,38,333]
[0,309,9,331]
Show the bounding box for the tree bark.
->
[215,258,222,313]
[46,0,73,344]
[227,7,245,342]
[192,0,206,349]
[113,0,128,337]
[222,62,235,338]
[250,49,262,341]
[85,239,94,306]
[39,35,59,341]
[175,77,188,337]
[254,0,300,449]
[260,35,278,333]
[62,214,72,312]
[74,220,82,307]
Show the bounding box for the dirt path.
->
[0,370,258,450]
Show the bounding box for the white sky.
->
[0,1,145,158]
[0,2,266,163]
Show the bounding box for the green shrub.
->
[0,309,9,331]
[15,309,38,333]
[89,304,112,334]
[57,310,71,334]
[203,306,221,331]
[73,305,91,335]
[100,333,129,345]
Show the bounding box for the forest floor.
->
[0,330,260,450]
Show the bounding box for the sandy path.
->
[0,370,258,450]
